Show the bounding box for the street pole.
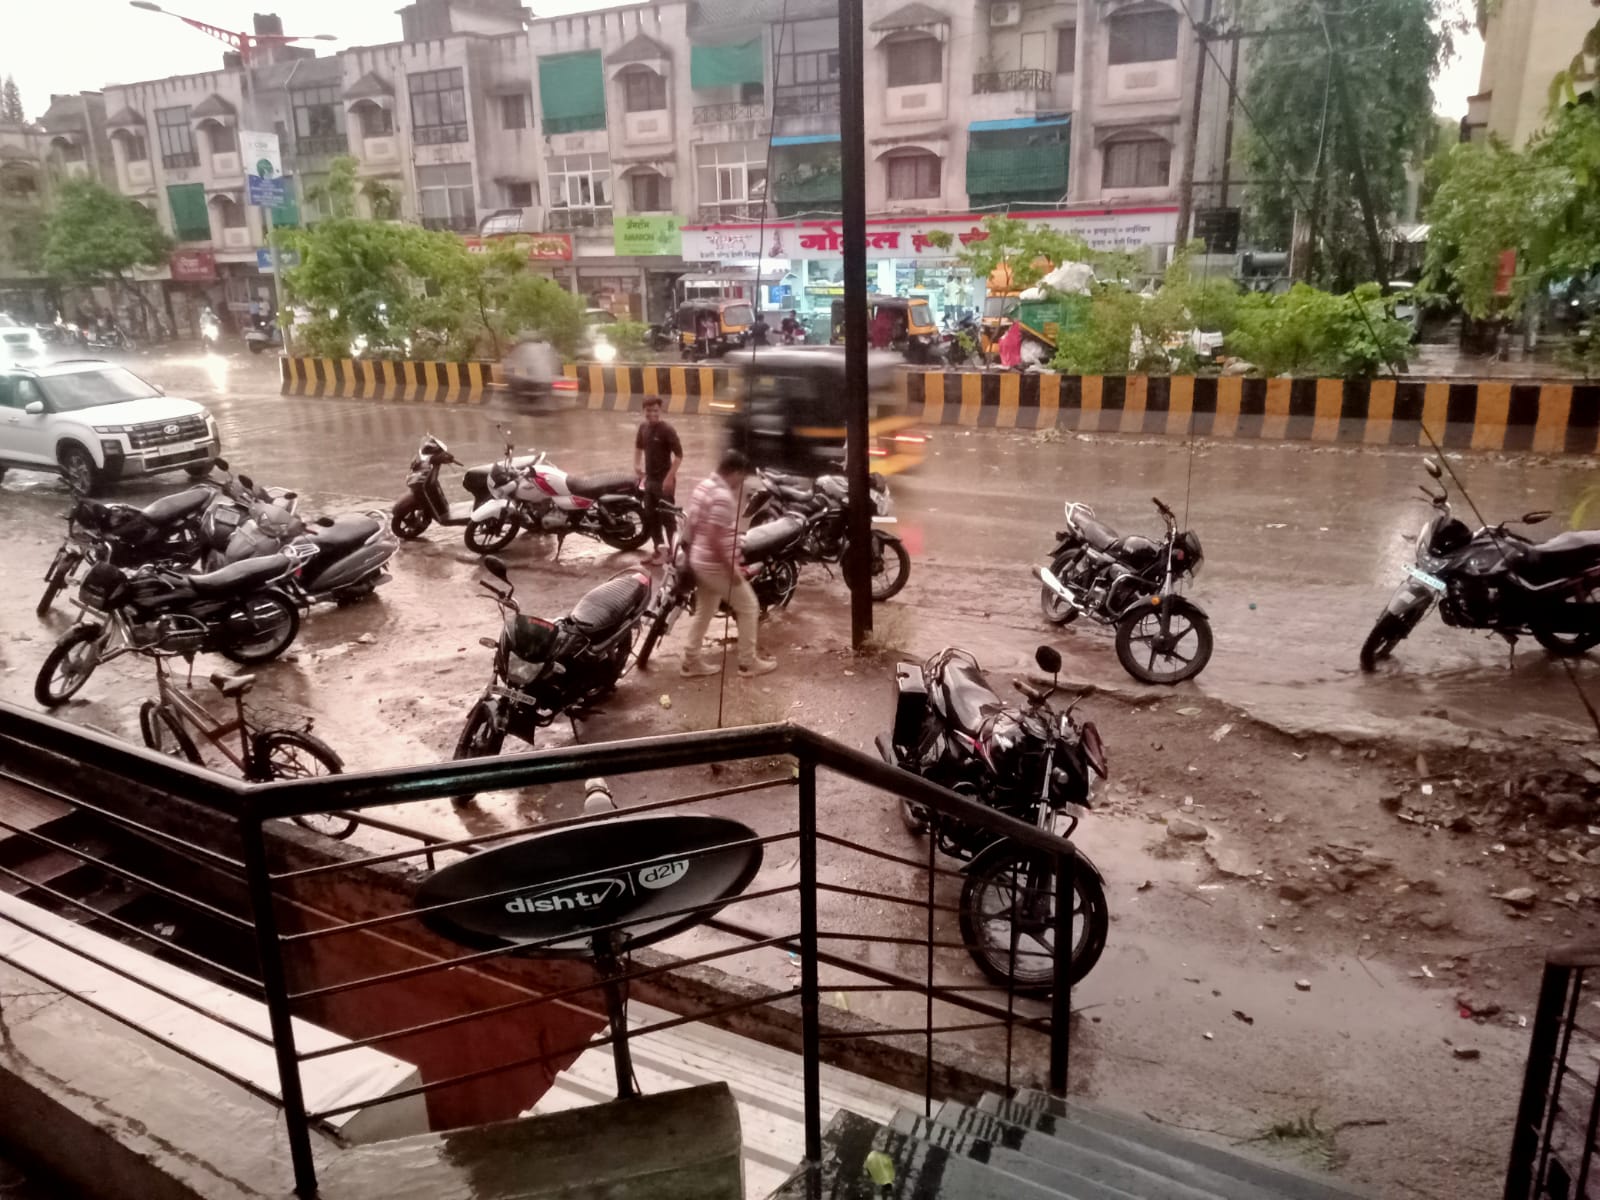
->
[838,0,871,647]
[239,48,290,354]
[1174,0,1212,255]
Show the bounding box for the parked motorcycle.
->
[1360,459,1600,670]
[940,315,980,366]
[878,644,1110,994]
[462,433,650,557]
[1037,496,1212,685]
[390,434,540,540]
[745,469,911,601]
[633,514,812,669]
[211,496,397,608]
[451,555,652,805]
[33,552,308,706]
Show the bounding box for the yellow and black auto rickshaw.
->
[724,346,927,476]
[677,299,755,360]
[830,295,940,363]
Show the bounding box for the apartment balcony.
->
[162,151,200,170]
[696,202,766,223]
[693,102,767,126]
[420,213,477,232]
[773,86,840,117]
[547,207,614,231]
[972,69,1055,94]
[413,124,469,146]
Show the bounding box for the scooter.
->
[200,311,222,349]
[213,492,398,608]
[390,433,540,540]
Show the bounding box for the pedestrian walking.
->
[634,396,682,565]
[678,449,777,678]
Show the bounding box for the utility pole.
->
[838,0,871,647]
[1174,0,1213,253]
[1321,2,1388,290]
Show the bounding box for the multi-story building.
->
[1462,0,1593,147]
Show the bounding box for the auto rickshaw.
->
[829,295,940,363]
[723,346,927,476]
[677,300,755,360]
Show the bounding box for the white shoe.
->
[738,657,778,677]
[679,659,719,677]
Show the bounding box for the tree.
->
[0,76,23,123]
[42,181,171,328]
[928,214,1096,291]
[1236,0,1458,289]
[0,205,48,275]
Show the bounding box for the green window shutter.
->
[167,183,210,242]
[965,128,1069,203]
[690,40,764,89]
[539,52,606,134]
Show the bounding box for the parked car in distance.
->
[0,313,47,361]
[0,359,221,494]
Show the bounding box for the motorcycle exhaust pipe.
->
[1032,564,1080,612]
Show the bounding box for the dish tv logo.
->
[505,876,626,913]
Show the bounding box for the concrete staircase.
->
[768,1087,1369,1199]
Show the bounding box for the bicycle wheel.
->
[139,700,202,765]
[250,729,356,839]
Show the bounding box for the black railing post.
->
[1048,851,1074,1096]
[1506,961,1576,1200]
[239,815,319,1197]
[797,756,822,1171]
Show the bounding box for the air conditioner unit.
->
[990,2,1022,27]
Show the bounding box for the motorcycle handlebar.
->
[1152,496,1174,519]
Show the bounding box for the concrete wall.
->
[1473,0,1595,148]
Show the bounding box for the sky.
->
[4,0,1485,123]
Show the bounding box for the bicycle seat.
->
[209,672,256,698]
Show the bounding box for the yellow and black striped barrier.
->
[280,355,500,403]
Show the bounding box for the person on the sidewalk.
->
[634,396,682,565]
[679,449,777,678]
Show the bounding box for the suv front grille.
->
[129,415,208,450]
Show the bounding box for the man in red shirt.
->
[678,449,777,678]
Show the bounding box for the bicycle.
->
[138,655,358,840]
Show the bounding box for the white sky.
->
[4,0,1485,122]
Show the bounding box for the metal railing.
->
[547,206,614,230]
[413,124,468,146]
[292,135,350,160]
[1506,944,1600,1198]
[0,702,1078,1199]
[693,102,768,125]
[697,202,767,222]
[774,86,841,116]
[971,69,1056,94]
[162,151,200,169]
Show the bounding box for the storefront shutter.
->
[538,52,606,134]
[690,40,764,90]
[167,183,210,242]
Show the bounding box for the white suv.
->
[0,360,221,495]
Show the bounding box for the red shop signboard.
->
[169,250,217,283]
[463,233,573,262]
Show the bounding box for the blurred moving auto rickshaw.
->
[678,299,754,360]
[724,346,927,476]
[830,295,940,363]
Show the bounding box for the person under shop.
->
[869,307,895,350]
[780,313,803,344]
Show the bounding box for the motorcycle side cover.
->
[471,498,510,523]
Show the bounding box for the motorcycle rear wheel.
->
[867,533,910,602]
[465,515,518,555]
[599,504,650,551]
[391,497,432,540]
[451,700,509,808]
[1040,551,1084,626]
[1532,586,1600,656]
[958,849,1108,995]
[217,594,299,665]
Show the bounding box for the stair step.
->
[934,1101,1242,1200]
[0,850,86,895]
[768,1109,1074,1199]
[970,1092,1366,1200]
[891,1109,1149,1200]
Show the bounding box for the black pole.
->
[838,0,872,648]
[797,757,822,1171]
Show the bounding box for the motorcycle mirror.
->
[1424,459,1443,480]
[483,556,510,582]
[213,457,230,472]
[1035,645,1062,676]
[1522,511,1553,525]
[238,474,254,491]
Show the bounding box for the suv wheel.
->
[58,444,100,495]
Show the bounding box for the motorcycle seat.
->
[764,470,814,491]
[569,571,651,633]
[1073,514,1120,551]
[1516,530,1600,585]
[742,515,807,564]
[187,555,289,595]
[308,515,379,557]
[142,487,213,526]
[940,660,1005,736]
[566,471,637,500]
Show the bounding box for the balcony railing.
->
[293,134,350,160]
[697,202,767,222]
[548,206,614,230]
[693,102,768,126]
[420,213,477,232]
[162,151,200,169]
[972,69,1056,94]
[774,86,841,116]
[413,123,469,146]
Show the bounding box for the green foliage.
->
[41,179,172,284]
[0,76,23,123]
[607,319,650,358]
[0,205,47,275]
[935,214,1097,289]
[1228,283,1411,377]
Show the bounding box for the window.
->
[1057,25,1077,73]
[1108,8,1179,65]
[156,106,196,168]
[13,379,42,409]
[622,69,668,114]
[409,68,468,144]
[122,133,148,162]
[36,368,161,412]
[416,163,476,230]
[547,153,611,228]
[167,182,211,241]
[217,197,247,228]
[1101,136,1171,188]
[739,81,765,105]
[886,151,940,200]
[630,171,670,212]
[56,140,85,163]
[504,181,533,207]
[206,124,236,154]
[501,93,528,130]
[292,85,345,156]
[696,141,767,219]
[774,48,841,115]
[359,105,393,137]
[885,37,942,88]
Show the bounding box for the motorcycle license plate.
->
[1406,565,1446,592]
[870,515,898,524]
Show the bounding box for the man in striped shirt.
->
[679,449,778,677]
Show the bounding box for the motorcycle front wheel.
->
[391,496,433,540]
[634,597,680,670]
[217,594,299,664]
[1360,611,1419,671]
[465,514,518,555]
[1115,599,1213,685]
[37,548,81,616]
[451,699,509,808]
[34,623,104,707]
[958,848,1109,995]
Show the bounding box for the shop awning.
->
[968,116,1070,132]
[772,134,842,146]
[690,39,763,89]
[538,51,606,134]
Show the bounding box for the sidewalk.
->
[1405,342,1588,381]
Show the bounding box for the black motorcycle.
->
[451,556,652,806]
[744,470,911,602]
[34,553,306,706]
[632,515,811,670]
[390,434,542,540]
[1037,496,1212,685]
[1360,459,1600,670]
[878,644,1110,995]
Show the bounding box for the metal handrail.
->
[972,68,1056,94]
